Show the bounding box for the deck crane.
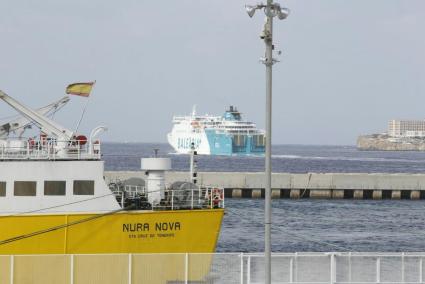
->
[0,90,75,157]
[0,96,70,139]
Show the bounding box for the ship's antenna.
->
[191,105,197,117]
[189,142,198,184]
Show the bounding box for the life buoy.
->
[75,135,88,146]
[28,138,35,149]
[207,188,223,207]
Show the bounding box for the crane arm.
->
[0,96,70,138]
[0,90,73,141]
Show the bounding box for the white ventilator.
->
[141,157,171,205]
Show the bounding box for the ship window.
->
[73,180,94,195]
[44,181,66,196]
[0,182,5,197]
[14,181,36,196]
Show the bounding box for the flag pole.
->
[74,81,96,134]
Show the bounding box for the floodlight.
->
[277,7,290,20]
[245,5,257,18]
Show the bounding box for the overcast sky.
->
[0,1,424,145]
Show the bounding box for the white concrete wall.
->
[104,171,425,191]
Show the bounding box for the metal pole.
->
[240,252,244,284]
[264,1,273,283]
[10,255,14,284]
[70,254,74,284]
[245,2,288,282]
[185,253,189,284]
[128,253,132,284]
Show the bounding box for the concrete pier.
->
[373,190,382,200]
[353,190,363,199]
[391,190,401,200]
[232,189,242,198]
[310,189,331,199]
[251,189,262,198]
[105,171,425,200]
[331,190,344,199]
[411,190,420,200]
[271,189,280,199]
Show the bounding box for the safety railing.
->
[1,252,425,284]
[109,182,225,211]
[166,187,225,210]
[0,139,101,160]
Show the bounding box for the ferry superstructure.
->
[167,106,265,155]
[0,90,224,255]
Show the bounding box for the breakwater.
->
[105,171,425,200]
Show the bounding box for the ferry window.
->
[0,182,5,197]
[73,180,94,195]
[14,181,36,196]
[44,181,66,196]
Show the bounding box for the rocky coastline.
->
[357,134,425,151]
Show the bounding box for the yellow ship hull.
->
[0,209,224,254]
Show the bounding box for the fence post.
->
[185,253,189,284]
[401,252,405,283]
[348,252,352,283]
[70,254,74,284]
[10,255,14,284]
[294,252,298,283]
[240,252,244,284]
[330,253,335,284]
[191,188,194,209]
[247,255,251,284]
[128,253,132,284]
[376,257,380,283]
[289,257,294,283]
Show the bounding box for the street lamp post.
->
[245,2,289,283]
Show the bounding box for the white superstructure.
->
[0,90,118,215]
[167,106,265,155]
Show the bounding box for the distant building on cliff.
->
[388,120,425,138]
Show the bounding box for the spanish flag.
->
[66,82,95,97]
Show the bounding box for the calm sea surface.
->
[103,143,425,252]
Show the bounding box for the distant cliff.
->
[357,134,425,151]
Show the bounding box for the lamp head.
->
[277,7,290,20]
[245,5,257,18]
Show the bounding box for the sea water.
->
[103,143,425,252]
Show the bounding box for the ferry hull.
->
[0,209,224,254]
